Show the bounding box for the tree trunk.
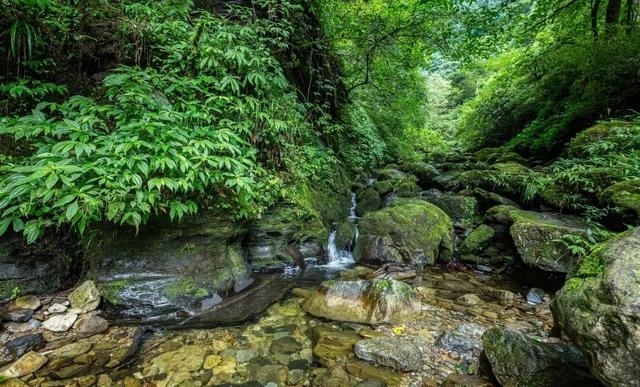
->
[605,0,622,36]
[592,0,602,38]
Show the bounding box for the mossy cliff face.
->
[354,199,454,267]
[552,227,640,387]
[600,178,640,216]
[84,212,249,323]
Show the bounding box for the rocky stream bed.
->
[2,153,640,387]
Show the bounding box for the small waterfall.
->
[326,230,355,267]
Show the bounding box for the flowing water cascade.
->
[326,191,358,267]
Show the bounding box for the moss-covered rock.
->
[375,169,418,183]
[396,180,421,197]
[356,188,381,217]
[303,279,421,324]
[461,224,495,255]
[334,219,357,251]
[421,190,478,227]
[481,327,597,387]
[472,147,502,163]
[246,203,326,270]
[600,178,640,215]
[552,228,640,387]
[354,199,454,267]
[494,152,529,165]
[372,179,394,196]
[485,206,587,273]
[568,120,639,157]
[398,162,440,189]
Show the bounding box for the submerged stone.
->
[354,335,425,371]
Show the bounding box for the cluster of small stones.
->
[0,268,555,387]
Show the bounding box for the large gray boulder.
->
[84,213,250,323]
[354,199,454,267]
[482,327,599,387]
[486,205,588,272]
[553,228,640,387]
[303,279,421,325]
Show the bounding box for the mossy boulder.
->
[552,228,640,387]
[568,120,639,158]
[472,147,502,163]
[494,152,529,165]
[396,180,421,197]
[372,179,394,196]
[398,162,440,189]
[356,188,381,217]
[84,213,250,323]
[481,327,597,387]
[461,224,495,255]
[421,190,478,227]
[303,279,421,324]
[375,169,418,183]
[485,206,588,273]
[600,179,640,215]
[354,199,454,267]
[334,219,357,251]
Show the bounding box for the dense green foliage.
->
[0,0,342,242]
[454,0,640,154]
[2,0,640,244]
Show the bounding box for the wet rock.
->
[150,345,205,373]
[13,295,41,311]
[270,336,302,354]
[346,360,403,386]
[0,230,79,296]
[42,312,78,332]
[69,280,101,313]
[354,199,454,267]
[75,315,109,334]
[481,327,598,387]
[311,324,361,367]
[303,279,421,324]
[437,323,486,352]
[553,227,640,387]
[482,287,518,301]
[256,364,288,385]
[460,225,495,255]
[0,351,48,378]
[357,188,382,217]
[246,204,325,270]
[354,335,425,371]
[84,213,251,323]
[5,309,33,323]
[356,379,388,387]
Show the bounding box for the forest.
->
[0,0,638,241]
[0,0,639,386]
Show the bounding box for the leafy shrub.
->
[0,6,312,242]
